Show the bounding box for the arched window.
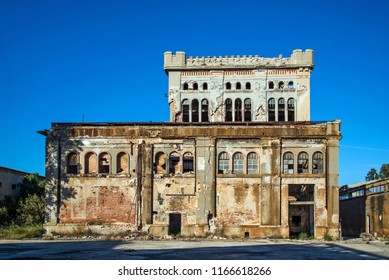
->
[288,81,294,88]
[225,98,233,121]
[236,82,241,90]
[183,83,189,90]
[287,98,295,122]
[192,99,199,122]
[268,98,275,121]
[169,152,180,175]
[247,152,258,174]
[67,152,79,174]
[155,152,167,174]
[297,152,309,174]
[117,152,128,174]
[246,82,251,90]
[193,83,198,90]
[283,152,294,174]
[278,98,285,121]
[235,98,242,122]
[202,82,208,90]
[99,152,110,174]
[244,98,251,121]
[218,152,229,174]
[278,81,284,89]
[183,152,194,173]
[269,81,274,89]
[233,152,244,174]
[312,152,324,174]
[182,99,190,122]
[226,82,231,90]
[201,99,209,122]
[85,152,97,174]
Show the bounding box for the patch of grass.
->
[0,225,45,239]
[298,232,314,240]
[323,234,333,241]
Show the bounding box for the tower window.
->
[268,98,275,121]
[232,152,244,174]
[278,98,285,121]
[283,152,294,174]
[235,98,242,122]
[226,82,231,90]
[236,82,241,90]
[246,82,251,90]
[244,98,251,121]
[218,152,229,174]
[225,98,233,121]
[297,152,309,174]
[192,99,199,122]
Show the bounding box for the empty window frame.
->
[268,81,274,89]
[312,152,323,174]
[183,152,194,173]
[192,99,199,122]
[67,152,79,174]
[169,152,180,175]
[268,98,275,121]
[183,82,189,90]
[247,152,259,174]
[283,152,294,174]
[235,98,242,122]
[85,152,97,174]
[218,152,229,174]
[193,83,198,90]
[117,152,128,174]
[236,82,241,90]
[232,152,244,174]
[225,98,233,121]
[246,82,251,90]
[99,152,110,174]
[288,81,294,87]
[278,98,285,121]
[202,82,208,90]
[201,99,209,122]
[155,152,167,174]
[297,152,309,174]
[287,98,295,122]
[182,99,190,122]
[226,82,232,90]
[278,81,284,89]
[244,98,251,121]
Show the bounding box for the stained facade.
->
[42,49,342,239]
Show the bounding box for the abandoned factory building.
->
[41,49,342,239]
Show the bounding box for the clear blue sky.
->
[0,0,388,185]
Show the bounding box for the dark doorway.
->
[168,213,182,235]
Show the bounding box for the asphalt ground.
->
[0,238,389,260]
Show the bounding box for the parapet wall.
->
[164,49,314,70]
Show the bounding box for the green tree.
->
[18,173,44,199]
[379,164,389,179]
[365,168,379,181]
[16,194,45,226]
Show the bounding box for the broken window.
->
[85,152,97,174]
[182,99,190,122]
[233,152,244,174]
[246,82,251,90]
[218,152,229,174]
[289,184,314,201]
[226,82,231,90]
[236,82,241,90]
[183,152,194,173]
[193,83,198,90]
[117,152,128,174]
[283,152,294,174]
[183,82,189,90]
[312,152,323,174]
[235,98,242,122]
[225,98,233,122]
[278,98,285,121]
[268,81,274,89]
[201,99,209,122]
[288,81,294,88]
[278,81,284,89]
[287,98,295,122]
[202,82,208,90]
[297,152,309,174]
[268,98,275,121]
[169,152,180,175]
[155,152,167,174]
[66,152,79,174]
[99,152,110,174]
[192,99,199,122]
[247,152,258,174]
[244,98,251,121]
